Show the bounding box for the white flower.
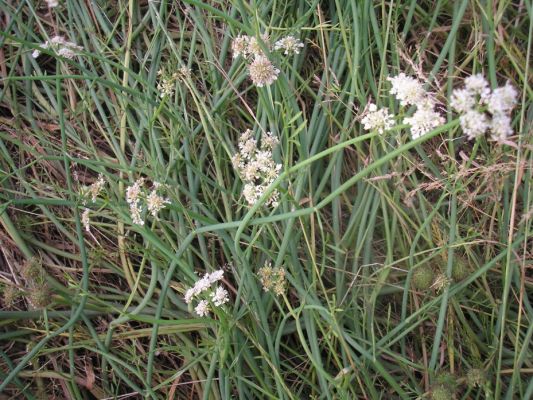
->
[46,0,59,7]
[274,35,304,55]
[81,208,90,232]
[194,275,212,294]
[247,33,270,57]
[387,73,426,106]
[450,88,476,113]
[490,113,513,141]
[33,35,82,59]
[126,178,144,204]
[129,201,144,226]
[464,74,490,100]
[450,74,518,143]
[208,270,224,284]
[210,286,229,306]
[233,129,281,207]
[487,82,518,115]
[184,288,195,304]
[232,34,249,58]
[157,77,175,98]
[195,300,210,317]
[262,131,279,149]
[248,56,280,87]
[146,190,170,218]
[403,104,445,139]
[459,109,489,140]
[89,174,105,202]
[361,103,395,134]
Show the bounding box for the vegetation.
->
[0,0,531,398]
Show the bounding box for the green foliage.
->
[0,0,531,399]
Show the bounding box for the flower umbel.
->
[146,188,170,219]
[184,269,230,317]
[32,35,82,59]
[125,178,170,225]
[195,300,210,317]
[451,74,518,142]
[361,103,395,134]
[81,208,90,232]
[247,33,270,57]
[232,129,282,207]
[387,73,426,106]
[232,34,250,58]
[273,35,304,55]
[459,110,489,140]
[248,56,280,87]
[258,263,287,296]
[403,103,445,139]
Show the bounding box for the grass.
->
[0,0,532,399]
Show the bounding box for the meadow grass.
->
[0,0,531,399]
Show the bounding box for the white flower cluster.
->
[248,56,280,88]
[184,270,229,317]
[361,103,395,134]
[231,33,271,59]
[273,35,304,55]
[450,74,517,141]
[125,178,170,226]
[32,35,82,59]
[232,33,303,87]
[81,208,91,232]
[81,174,106,232]
[388,74,445,139]
[232,129,282,208]
[156,66,191,98]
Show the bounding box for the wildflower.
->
[232,34,249,58]
[387,73,425,106]
[194,274,212,294]
[184,270,231,316]
[210,286,229,306]
[157,77,175,98]
[248,56,280,87]
[129,202,144,226]
[126,178,144,205]
[451,75,518,142]
[247,33,270,57]
[431,273,452,292]
[258,263,287,296]
[450,88,476,114]
[361,103,395,134]
[464,74,491,100]
[403,104,445,139]
[81,208,91,232]
[46,0,59,7]
[232,129,281,207]
[459,109,489,140]
[208,269,224,284]
[195,300,210,317]
[157,69,176,98]
[274,35,304,55]
[184,287,195,304]
[146,190,170,218]
[32,35,82,59]
[486,82,518,115]
[178,66,191,80]
[490,113,513,141]
[89,174,105,202]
